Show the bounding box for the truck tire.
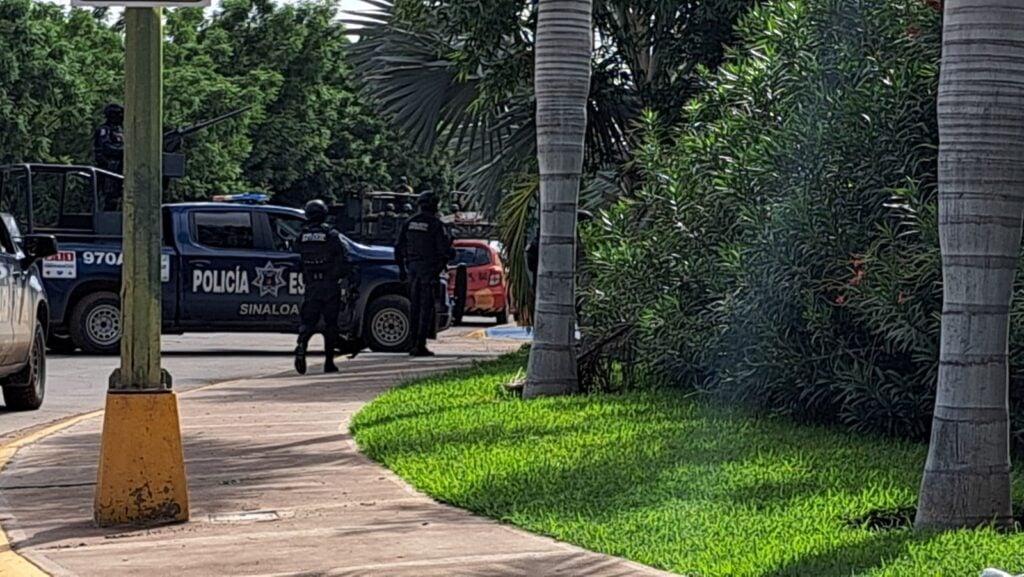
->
[496,310,509,326]
[3,324,46,411]
[70,291,121,355]
[364,295,412,353]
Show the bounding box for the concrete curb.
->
[0,411,103,577]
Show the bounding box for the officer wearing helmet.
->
[94,103,125,174]
[395,191,453,356]
[294,199,348,374]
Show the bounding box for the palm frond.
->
[348,0,641,209]
[497,171,539,325]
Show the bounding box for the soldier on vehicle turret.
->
[294,199,349,375]
[94,103,124,174]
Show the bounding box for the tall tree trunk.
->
[523,0,592,398]
[916,0,1024,531]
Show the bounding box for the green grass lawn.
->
[351,351,1024,577]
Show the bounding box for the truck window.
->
[268,213,304,252]
[97,172,123,212]
[28,171,94,231]
[62,172,94,220]
[192,211,255,250]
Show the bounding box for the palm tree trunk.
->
[523,0,592,398]
[916,0,1024,531]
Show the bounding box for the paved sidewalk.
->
[0,340,672,577]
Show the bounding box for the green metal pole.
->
[95,8,187,526]
[118,6,164,391]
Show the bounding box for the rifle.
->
[162,106,253,180]
[163,105,254,153]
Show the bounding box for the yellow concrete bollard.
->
[94,392,189,526]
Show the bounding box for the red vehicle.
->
[447,239,509,325]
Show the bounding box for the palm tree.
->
[520,0,592,397]
[915,0,1024,530]
[348,0,754,322]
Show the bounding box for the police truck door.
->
[181,209,265,326]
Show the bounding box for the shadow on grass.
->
[764,530,917,577]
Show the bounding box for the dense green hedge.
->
[583,0,995,441]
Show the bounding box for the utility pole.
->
[89,5,193,527]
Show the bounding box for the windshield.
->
[449,246,490,267]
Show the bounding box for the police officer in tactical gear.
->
[294,199,348,375]
[395,191,452,357]
[94,103,125,174]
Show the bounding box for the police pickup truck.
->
[0,164,451,355]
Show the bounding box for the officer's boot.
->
[324,354,339,374]
[294,345,307,375]
[411,340,435,357]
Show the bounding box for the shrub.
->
[584,0,957,440]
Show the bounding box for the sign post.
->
[73,0,209,527]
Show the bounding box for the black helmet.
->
[104,103,124,121]
[417,191,439,210]
[304,199,328,222]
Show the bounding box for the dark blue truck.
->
[0,164,451,355]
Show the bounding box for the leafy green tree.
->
[0,0,121,164]
[0,0,450,207]
[169,0,452,204]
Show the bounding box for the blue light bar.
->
[212,193,270,204]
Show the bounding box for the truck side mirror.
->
[21,234,58,266]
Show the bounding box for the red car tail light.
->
[489,270,503,286]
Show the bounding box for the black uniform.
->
[94,105,124,174]
[395,201,452,355]
[295,220,348,372]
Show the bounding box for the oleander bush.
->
[580,0,1024,441]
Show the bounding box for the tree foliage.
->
[0,0,450,205]
[584,0,954,440]
[350,0,756,321]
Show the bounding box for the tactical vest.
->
[299,224,339,284]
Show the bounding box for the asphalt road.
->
[0,321,497,440]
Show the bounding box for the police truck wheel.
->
[70,292,122,355]
[3,324,47,411]
[365,295,412,353]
